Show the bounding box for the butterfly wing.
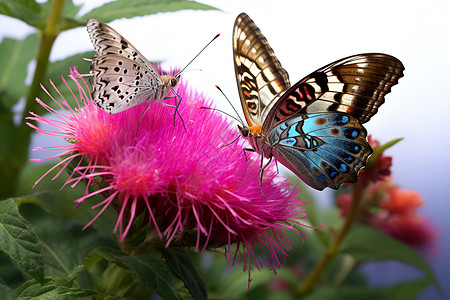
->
[86,19,159,71]
[266,112,372,190]
[87,19,165,113]
[233,13,290,127]
[91,54,167,114]
[263,53,404,132]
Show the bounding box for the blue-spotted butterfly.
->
[233,13,404,190]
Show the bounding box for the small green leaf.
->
[339,226,438,288]
[10,276,97,299]
[80,0,218,22]
[160,248,207,300]
[0,0,42,27]
[86,247,181,300]
[367,137,403,167]
[0,198,44,283]
[0,33,38,108]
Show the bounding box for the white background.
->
[1,0,449,298]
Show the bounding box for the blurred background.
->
[1,0,448,299]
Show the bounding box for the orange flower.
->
[381,189,425,215]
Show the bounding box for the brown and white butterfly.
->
[86,18,179,114]
[233,13,404,190]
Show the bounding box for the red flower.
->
[377,214,436,246]
[358,136,392,185]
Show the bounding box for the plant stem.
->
[1,0,67,198]
[296,183,364,296]
[22,0,66,127]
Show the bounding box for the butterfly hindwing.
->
[266,112,372,190]
[263,53,404,131]
[233,13,290,127]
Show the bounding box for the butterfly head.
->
[237,125,250,138]
[170,76,179,88]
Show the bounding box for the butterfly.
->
[86,19,179,114]
[233,13,404,190]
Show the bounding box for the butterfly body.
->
[87,19,179,114]
[233,13,404,190]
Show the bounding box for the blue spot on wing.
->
[282,138,297,146]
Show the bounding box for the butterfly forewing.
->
[87,19,158,71]
[87,19,175,114]
[262,53,404,132]
[233,13,290,127]
[266,113,372,190]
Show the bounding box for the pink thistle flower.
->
[28,68,310,284]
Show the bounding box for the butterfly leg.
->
[243,148,255,162]
[273,158,279,174]
[135,100,152,135]
[258,148,273,199]
[170,88,187,131]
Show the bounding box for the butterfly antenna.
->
[175,33,220,77]
[197,106,242,123]
[215,85,244,125]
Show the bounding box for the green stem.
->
[296,183,364,296]
[0,0,67,198]
[22,0,66,127]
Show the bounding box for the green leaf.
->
[0,105,24,197]
[303,279,431,300]
[18,203,83,280]
[0,33,38,108]
[10,276,97,299]
[80,0,218,22]
[86,247,181,300]
[339,226,438,288]
[121,255,181,300]
[0,0,84,30]
[0,281,12,299]
[385,278,432,299]
[40,0,84,30]
[301,285,385,300]
[160,248,207,300]
[0,0,43,27]
[0,198,44,283]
